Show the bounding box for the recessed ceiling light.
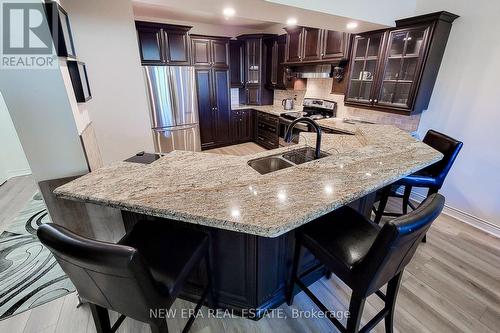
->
[223,7,235,17]
[286,18,298,26]
[346,22,358,29]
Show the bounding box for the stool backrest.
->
[37,223,166,322]
[356,194,445,295]
[422,130,463,187]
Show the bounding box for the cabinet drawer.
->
[255,135,278,150]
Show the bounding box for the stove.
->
[278,98,337,146]
[281,98,337,121]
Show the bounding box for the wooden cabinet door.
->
[163,29,190,65]
[285,27,303,62]
[265,35,287,89]
[230,40,245,87]
[345,32,385,106]
[302,27,322,61]
[195,68,217,149]
[191,38,211,66]
[239,109,254,142]
[374,25,430,111]
[246,86,260,105]
[212,69,231,145]
[321,30,349,60]
[211,40,229,68]
[137,26,163,63]
[246,39,261,84]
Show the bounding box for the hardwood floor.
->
[1,153,499,333]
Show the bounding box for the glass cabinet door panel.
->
[384,58,402,80]
[351,60,365,80]
[359,82,372,101]
[393,82,411,105]
[389,32,406,57]
[355,38,368,58]
[380,82,397,103]
[400,57,418,81]
[348,81,362,99]
[367,35,382,57]
[364,59,377,81]
[405,28,426,56]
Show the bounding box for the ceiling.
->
[132,0,390,34]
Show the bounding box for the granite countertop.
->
[231,104,303,116]
[54,124,442,238]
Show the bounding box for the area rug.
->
[0,193,75,320]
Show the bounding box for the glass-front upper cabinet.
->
[375,26,430,110]
[345,32,384,105]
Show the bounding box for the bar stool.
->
[287,194,445,333]
[38,220,214,333]
[373,130,462,230]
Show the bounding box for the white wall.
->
[0,92,31,180]
[62,0,154,165]
[413,0,500,228]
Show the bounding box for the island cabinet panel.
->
[120,210,331,317]
[135,21,191,65]
[345,11,459,114]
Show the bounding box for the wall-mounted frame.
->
[67,60,92,102]
[45,1,76,58]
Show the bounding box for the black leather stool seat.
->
[300,206,380,281]
[119,221,208,299]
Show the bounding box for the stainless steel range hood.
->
[290,64,332,79]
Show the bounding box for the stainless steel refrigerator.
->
[143,66,201,153]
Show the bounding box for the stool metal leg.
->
[374,186,391,224]
[346,292,366,333]
[89,303,112,333]
[402,186,412,215]
[384,272,403,333]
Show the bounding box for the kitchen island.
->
[54,124,442,317]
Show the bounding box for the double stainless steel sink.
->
[248,147,330,175]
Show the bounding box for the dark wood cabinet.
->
[285,27,303,63]
[195,68,231,149]
[302,27,322,61]
[229,40,245,88]
[235,34,275,106]
[191,36,229,68]
[135,21,191,65]
[345,11,458,114]
[232,109,255,143]
[322,30,351,60]
[285,27,350,64]
[255,111,279,150]
[265,34,287,90]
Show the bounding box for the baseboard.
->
[409,191,500,238]
[6,168,31,179]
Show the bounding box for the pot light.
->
[346,21,358,29]
[286,17,298,26]
[223,7,235,17]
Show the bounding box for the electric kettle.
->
[282,98,294,110]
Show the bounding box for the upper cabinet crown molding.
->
[344,11,459,115]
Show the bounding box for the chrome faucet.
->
[284,117,322,159]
